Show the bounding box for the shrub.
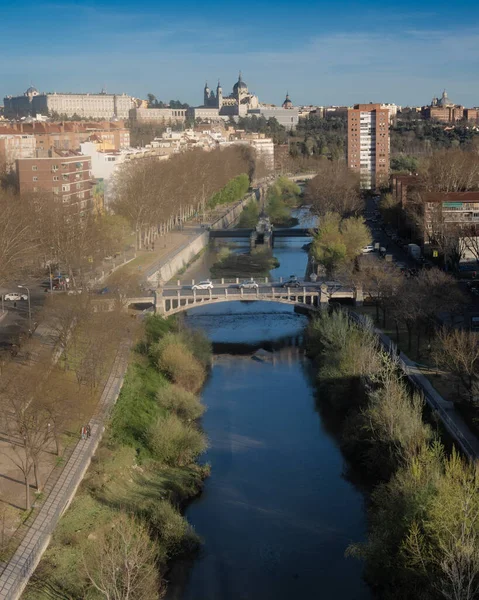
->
[147,413,208,466]
[237,199,260,228]
[144,314,176,346]
[149,500,200,558]
[179,329,212,368]
[156,384,205,421]
[158,342,205,393]
[207,173,250,208]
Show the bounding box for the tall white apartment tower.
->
[347,103,390,190]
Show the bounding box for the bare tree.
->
[305,160,362,217]
[0,190,36,286]
[419,149,479,193]
[354,262,402,325]
[434,328,479,403]
[83,513,160,600]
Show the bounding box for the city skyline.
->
[1,0,479,108]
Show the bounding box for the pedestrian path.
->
[0,342,130,600]
[375,328,479,460]
[348,311,479,461]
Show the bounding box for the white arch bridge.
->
[127,283,363,316]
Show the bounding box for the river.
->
[165,209,371,600]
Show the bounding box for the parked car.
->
[4,292,27,301]
[192,280,213,290]
[362,245,375,253]
[239,279,259,289]
[282,276,301,288]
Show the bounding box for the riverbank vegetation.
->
[24,315,211,600]
[310,212,370,277]
[308,310,479,600]
[265,177,302,227]
[207,173,250,209]
[237,199,260,228]
[210,247,279,279]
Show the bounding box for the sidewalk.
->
[104,197,251,288]
[0,341,130,600]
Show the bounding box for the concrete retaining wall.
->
[147,193,257,285]
[147,231,209,284]
[209,193,256,230]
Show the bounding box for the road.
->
[0,279,47,354]
[160,280,333,298]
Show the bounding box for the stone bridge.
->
[127,284,362,316]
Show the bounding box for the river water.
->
[166,210,371,600]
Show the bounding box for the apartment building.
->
[0,134,35,169]
[16,154,93,214]
[347,103,390,190]
[0,121,130,152]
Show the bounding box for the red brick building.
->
[347,103,389,190]
[16,152,93,215]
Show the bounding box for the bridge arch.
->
[158,290,323,316]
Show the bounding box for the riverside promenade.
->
[0,341,130,600]
[0,190,264,599]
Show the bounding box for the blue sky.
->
[1,0,479,107]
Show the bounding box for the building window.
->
[62,184,70,192]
[32,165,37,171]
[33,176,38,181]
[33,187,38,192]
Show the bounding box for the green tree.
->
[391,155,418,173]
[310,212,370,277]
[237,200,259,228]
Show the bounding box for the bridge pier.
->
[320,284,329,308]
[354,286,364,306]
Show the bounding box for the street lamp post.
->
[18,285,32,333]
[47,263,53,293]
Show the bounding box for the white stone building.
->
[4,87,135,119]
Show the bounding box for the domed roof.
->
[282,92,293,108]
[233,72,248,94]
[439,89,453,107]
[25,86,38,95]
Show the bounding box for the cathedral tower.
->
[204,82,211,107]
[216,80,223,110]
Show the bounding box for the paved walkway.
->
[0,341,130,600]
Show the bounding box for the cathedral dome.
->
[438,89,453,107]
[282,92,293,109]
[25,86,38,96]
[233,72,248,94]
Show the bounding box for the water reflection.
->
[166,303,371,600]
[166,209,369,600]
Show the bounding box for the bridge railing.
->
[169,276,313,287]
